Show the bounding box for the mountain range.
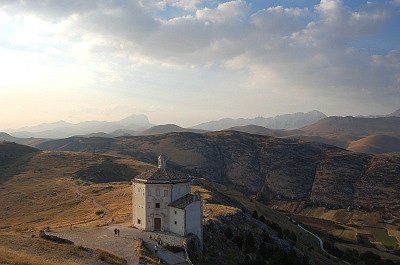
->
[1,110,327,139]
[1,109,399,154]
[5,114,152,138]
[192,110,327,130]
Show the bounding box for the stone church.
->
[132,154,203,243]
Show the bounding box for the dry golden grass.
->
[0,233,94,265]
[133,239,163,265]
[95,249,127,265]
[203,204,241,221]
[0,247,84,265]
[0,149,161,265]
[388,228,400,243]
[0,151,153,231]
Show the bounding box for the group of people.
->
[152,236,163,254]
[113,228,120,236]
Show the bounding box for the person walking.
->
[117,229,120,237]
[114,228,117,236]
[154,245,158,254]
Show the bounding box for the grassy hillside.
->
[225,125,302,137]
[0,143,153,231]
[348,134,400,153]
[1,141,398,264]
[300,116,400,153]
[0,233,99,265]
[228,116,400,154]
[33,132,400,215]
[301,116,400,135]
[140,124,207,135]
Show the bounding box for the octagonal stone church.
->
[132,154,203,243]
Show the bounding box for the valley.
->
[0,143,348,265]
[1,112,399,265]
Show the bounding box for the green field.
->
[372,228,399,249]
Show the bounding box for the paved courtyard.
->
[48,225,187,265]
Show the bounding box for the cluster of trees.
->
[324,241,400,265]
[222,210,309,265]
[252,210,297,243]
[224,226,308,265]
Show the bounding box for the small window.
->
[137,219,141,224]
[155,203,160,208]
[174,211,177,214]
[174,221,177,224]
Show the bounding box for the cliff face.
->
[36,131,400,213]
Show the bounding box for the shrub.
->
[96,209,104,216]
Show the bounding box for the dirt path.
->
[47,225,188,265]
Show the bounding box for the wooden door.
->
[154,218,161,231]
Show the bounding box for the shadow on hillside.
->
[75,158,140,183]
[0,152,38,185]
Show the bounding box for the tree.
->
[262,230,270,242]
[243,232,256,254]
[233,234,244,250]
[225,227,233,240]
[252,210,259,219]
[259,215,266,223]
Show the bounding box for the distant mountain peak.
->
[309,110,326,116]
[119,114,150,124]
[8,114,152,139]
[192,110,327,131]
[388,108,400,117]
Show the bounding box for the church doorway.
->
[154,218,162,231]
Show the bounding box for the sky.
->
[0,0,399,129]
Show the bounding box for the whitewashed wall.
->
[169,207,185,236]
[132,182,146,230]
[145,183,172,231]
[185,200,203,244]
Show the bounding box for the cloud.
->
[195,0,248,23]
[296,0,390,44]
[250,6,310,38]
[140,0,205,11]
[0,0,399,121]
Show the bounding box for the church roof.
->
[168,194,196,209]
[133,167,190,183]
